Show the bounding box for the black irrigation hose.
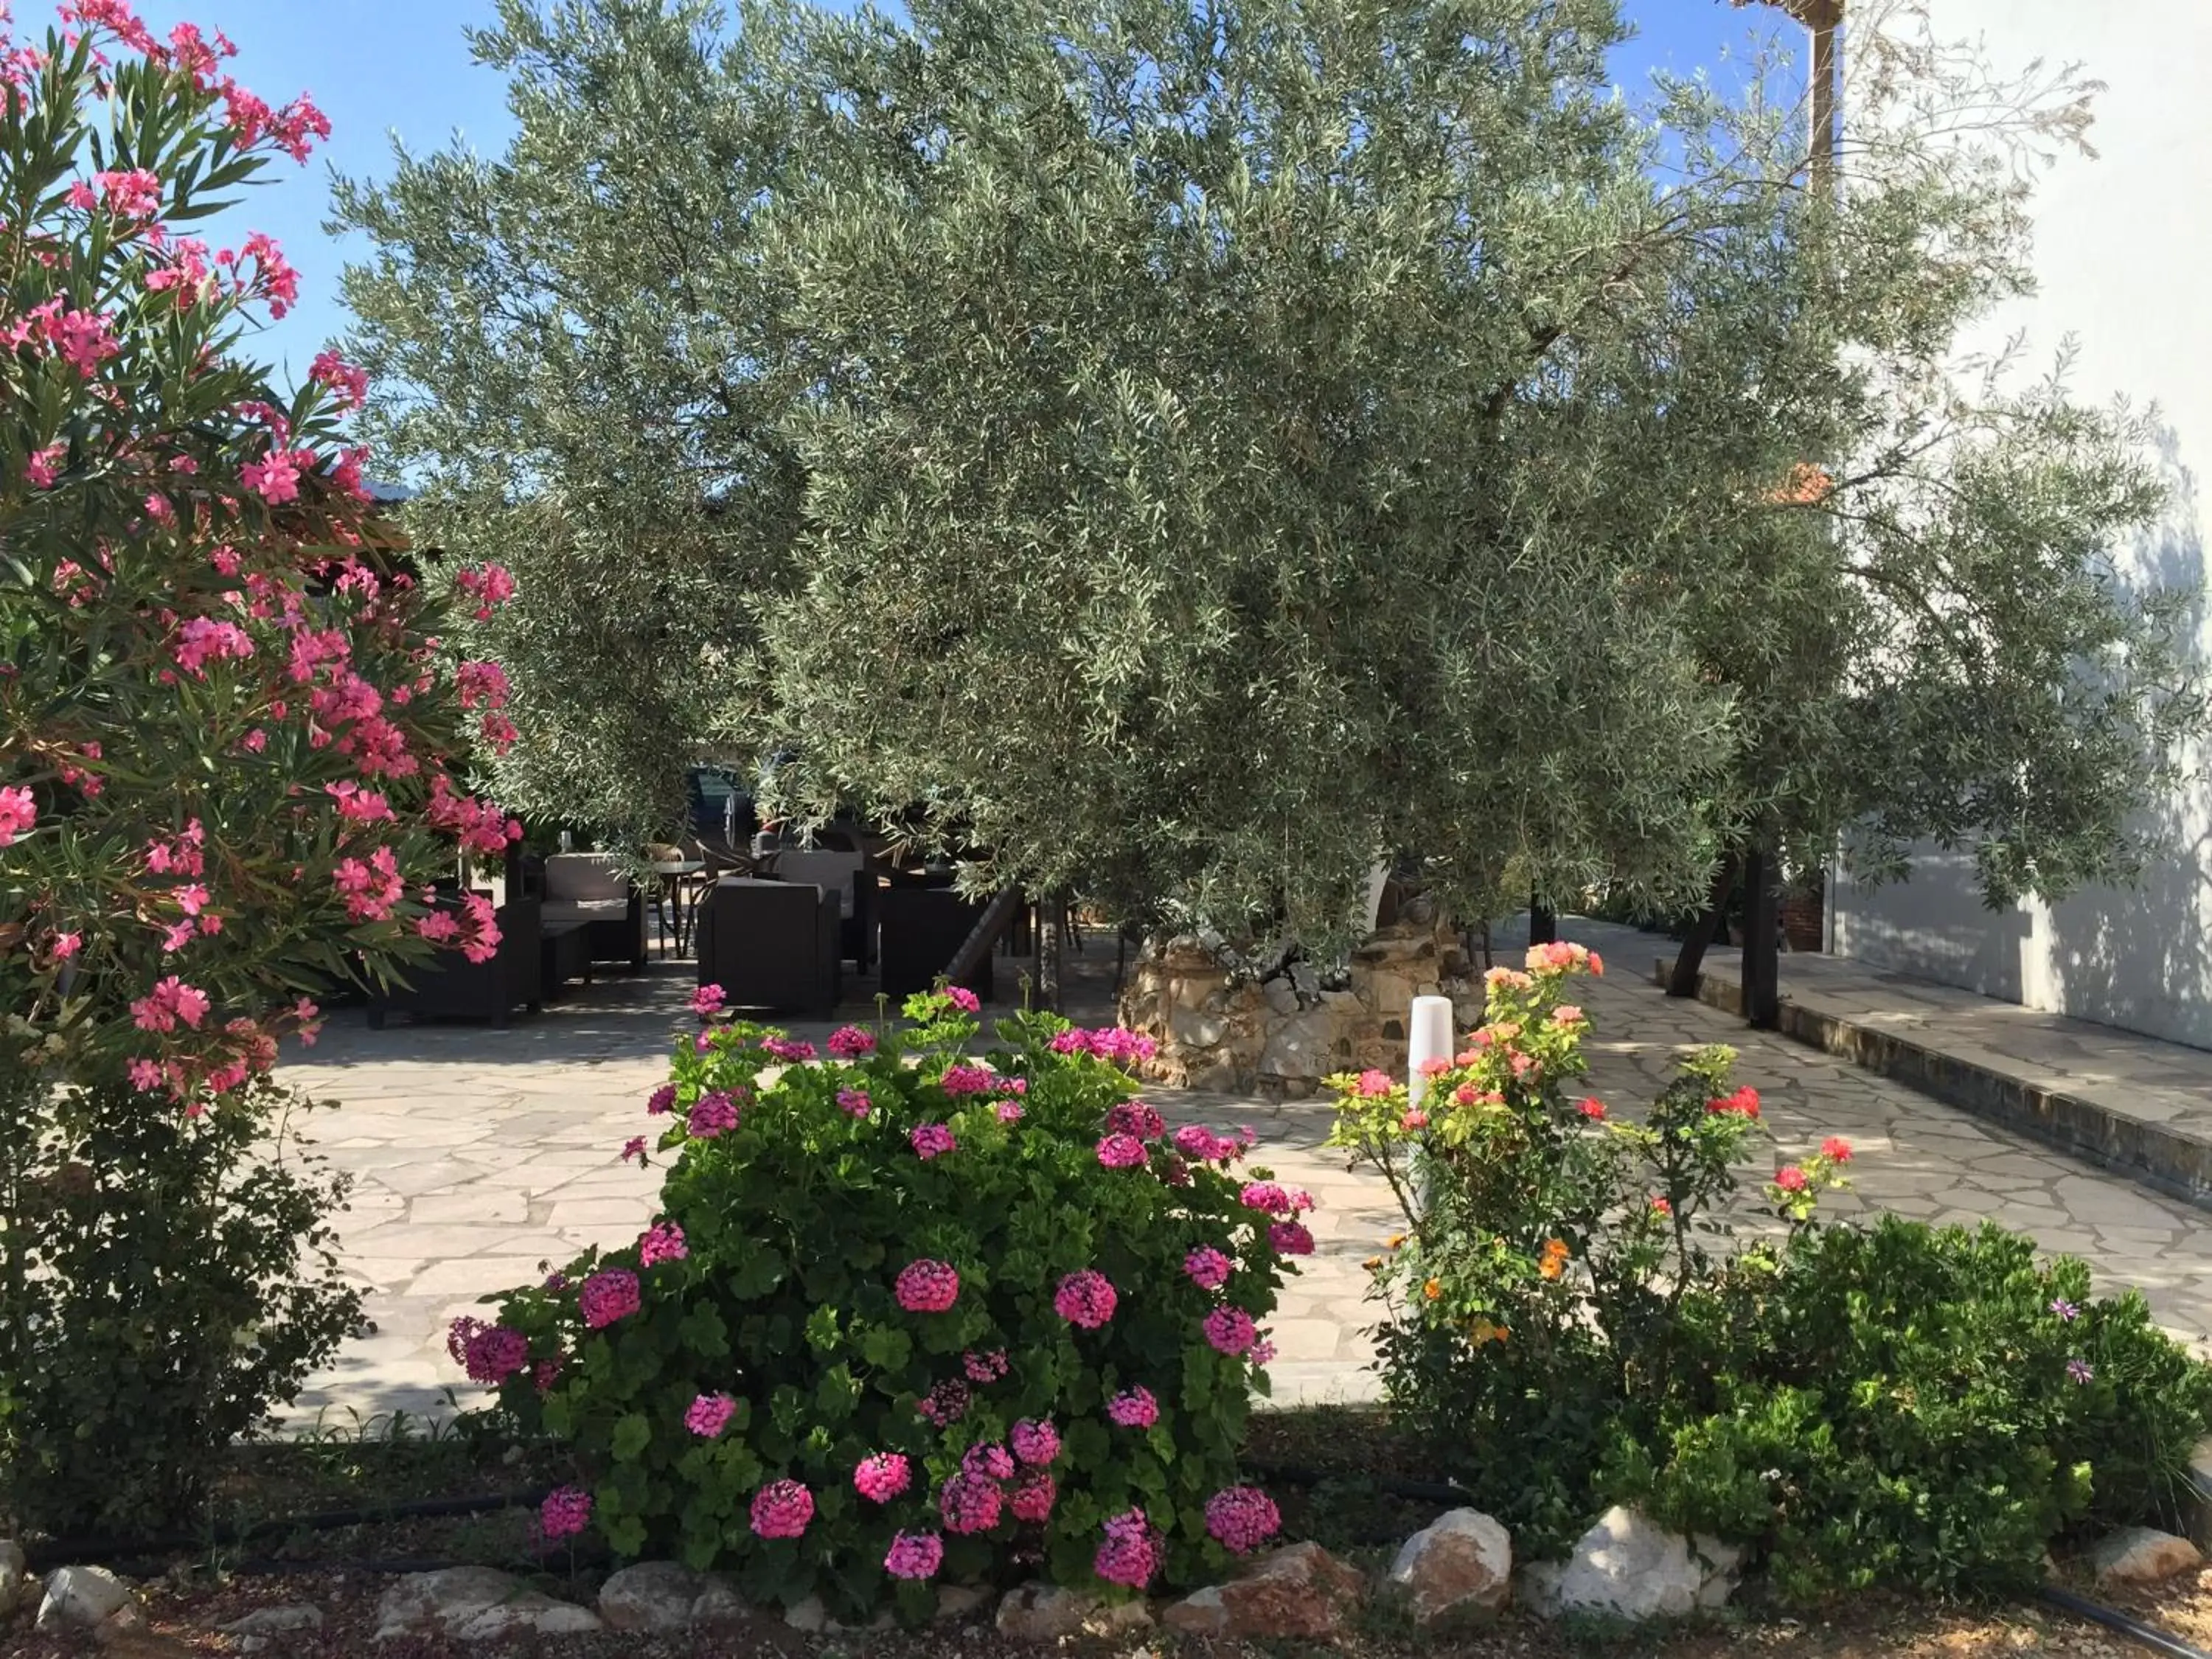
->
[24,1489,554,1572]
[169,1553,607,1579]
[2041,1586,2212,1659]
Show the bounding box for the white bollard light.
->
[1408,995,1455,1107]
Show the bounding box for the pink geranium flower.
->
[750,1480,814,1540]
[1203,1306,1259,1356]
[885,1531,943,1580]
[1107,1387,1158,1428]
[540,1486,592,1540]
[1096,1132,1147,1168]
[1054,1269,1117,1329]
[827,1024,876,1058]
[1094,1509,1162,1588]
[578,1269,641,1329]
[895,1259,960,1313]
[855,1453,911,1503]
[686,1393,737,1438]
[1205,1486,1281,1554]
[1185,1247,1232,1290]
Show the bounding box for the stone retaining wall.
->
[1116,918,1484,1097]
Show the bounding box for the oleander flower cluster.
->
[457,988,1300,1622]
[0,0,525,1119]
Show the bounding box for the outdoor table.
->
[647,860,709,959]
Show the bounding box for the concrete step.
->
[1657,953,2212,1216]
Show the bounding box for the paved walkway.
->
[1667,928,2212,1207]
[276,928,2212,1427]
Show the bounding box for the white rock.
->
[98,1600,152,1640]
[0,1540,24,1616]
[934,1584,997,1622]
[36,1564,133,1630]
[456,1600,603,1641]
[598,1561,745,1631]
[1522,1507,1740,1622]
[222,1604,324,1635]
[1388,1509,1512,1626]
[995,1582,1152,1641]
[2089,1526,2203,1585]
[785,1594,893,1633]
[373,1566,602,1641]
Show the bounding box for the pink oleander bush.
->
[0,1,515,1534]
[457,990,1299,1622]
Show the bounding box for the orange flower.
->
[1387,1233,1406,1251]
[1423,1278,1443,1301]
[1539,1238,1570,1279]
[1363,1256,1383,1272]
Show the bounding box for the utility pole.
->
[1728,0,1843,198]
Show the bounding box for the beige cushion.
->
[774,850,864,919]
[543,899,630,926]
[546,852,629,905]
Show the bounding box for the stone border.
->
[1657,960,2212,1215]
[2189,1439,2212,1551]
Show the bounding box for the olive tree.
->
[334,0,2199,955]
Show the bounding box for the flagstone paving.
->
[278,928,2212,1429]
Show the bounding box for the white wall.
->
[1828,0,2212,1050]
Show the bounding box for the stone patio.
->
[276,923,2212,1428]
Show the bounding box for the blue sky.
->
[124,0,1804,386]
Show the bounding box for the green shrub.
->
[1613,1217,2212,1601]
[1,1077,361,1536]
[460,990,1299,1620]
[1327,944,2212,1601]
[1328,939,1832,1556]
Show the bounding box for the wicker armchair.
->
[368,894,543,1027]
[694,877,842,1017]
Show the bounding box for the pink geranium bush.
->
[456,990,1297,1622]
[0,2,515,1534]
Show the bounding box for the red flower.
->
[1820,1136,1853,1163]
